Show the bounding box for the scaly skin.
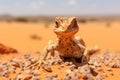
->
[29,17,92,69]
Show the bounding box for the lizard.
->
[29,17,98,69]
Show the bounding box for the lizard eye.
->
[55,21,59,28]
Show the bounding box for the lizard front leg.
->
[74,37,89,64]
[74,37,99,64]
[28,40,57,69]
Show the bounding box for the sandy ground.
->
[0,21,120,53]
[0,21,120,80]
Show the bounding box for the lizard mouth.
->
[54,22,78,33]
[54,28,79,37]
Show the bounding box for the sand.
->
[0,21,120,80]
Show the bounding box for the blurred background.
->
[0,0,120,16]
[0,0,120,53]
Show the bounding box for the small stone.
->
[8,67,16,73]
[60,64,65,68]
[51,73,58,78]
[64,62,72,66]
[96,67,104,72]
[24,69,31,74]
[82,73,93,80]
[24,53,31,59]
[109,71,114,76]
[43,65,52,72]
[65,69,72,74]
[96,74,105,80]
[33,70,40,76]
[106,68,112,71]
[88,58,94,65]
[63,73,71,80]
[52,78,59,80]
[71,72,80,80]
[10,62,20,68]
[32,76,40,80]
[68,65,76,71]
[2,77,11,80]
[93,61,101,67]
[30,58,38,63]
[45,76,53,80]
[24,75,32,80]
[24,61,32,68]
[78,64,91,74]
[104,60,110,66]
[14,72,22,80]
[2,71,9,77]
[10,58,20,63]
[89,65,95,69]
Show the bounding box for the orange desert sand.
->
[0,20,120,80]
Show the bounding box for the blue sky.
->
[0,0,120,16]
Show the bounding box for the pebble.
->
[78,64,91,74]
[63,73,71,80]
[64,62,72,66]
[1,50,120,80]
[45,76,53,80]
[30,58,38,63]
[32,76,40,80]
[10,62,20,68]
[68,65,76,71]
[71,72,80,80]
[8,67,16,73]
[93,61,101,67]
[109,71,114,76]
[14,72,23,80]
[43,65,52,72]
[2,77,11,80]
[2,70,9,77]
[51,73,58,78]
[32,70,41,76]
[106,68,112,71]
[24,61,32,68]
[24,69,32,74]
[96,67,104,72]
[60,64,65,68]
[24,53,31,59]
[96,74,105,80]
[24,75,32,80]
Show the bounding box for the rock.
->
[96,74,105,80]
[68,65,76,71]
[24,75,32,80]
[51,73,58,78]
[63,73,71,80]
[32,76,40,80]
[24,61,32,68]
[42,65,52,72]
[0,43,18,54]
[78,64,91,74]
[14,72,23,80]
[45,76,53,80]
